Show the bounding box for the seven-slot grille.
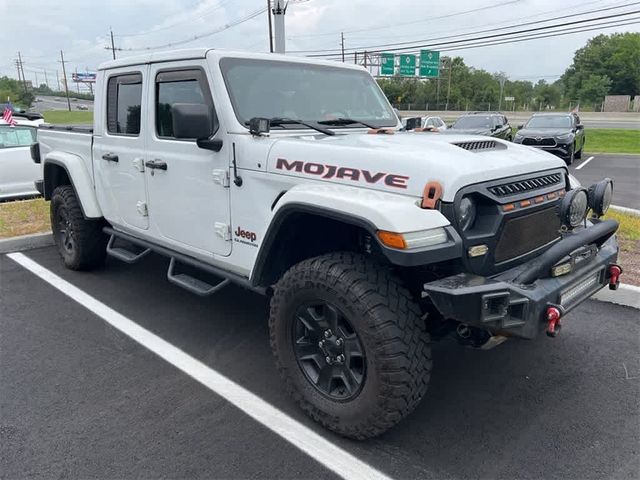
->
[453,140,497,151]
[488,173,563,197]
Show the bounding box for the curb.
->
[610,205,640,216]
[592,284,640,310]
[0,232,53,254]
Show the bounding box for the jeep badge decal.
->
[234,226,258,247]
[276,158,409,189]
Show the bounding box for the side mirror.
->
[171,103,214,140]
[576,124,584,130]
[517,124,524,130]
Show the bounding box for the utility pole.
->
[75,68,80,94]
[15,60,22,84]
[17,52,28,94]
[44,70,49,89]
[341,32,345,62]
[272,0,286,53]
[267,0,273,53]
[110,28,117,60]
[446,57,453,111]
[59,50,71,111]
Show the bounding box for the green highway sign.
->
[380,53,395,76]
[399,54,416,76]
[419,50,440,78]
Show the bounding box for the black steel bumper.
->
[423,220,620,339]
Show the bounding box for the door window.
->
[155,69,216,139]
[0,125,36,148]
[106,73,143,135]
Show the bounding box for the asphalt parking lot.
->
[1,246,639,479]
[570,153,639,210]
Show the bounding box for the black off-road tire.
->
[565,146,575,166]
[50,185,107,270]
[269,252,432,439]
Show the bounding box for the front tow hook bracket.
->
[545,305,563,338]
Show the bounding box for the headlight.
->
[514,132,524,140]
[560,187,589,228]
[457,197,477,231]
[556,133,574,142]
[588,178,613,217]
[377,227,448,250]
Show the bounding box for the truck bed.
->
[37,124,94,181]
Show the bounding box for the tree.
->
[562,33,640,100]
[578,74,612,105]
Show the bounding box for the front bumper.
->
[423,220,619,339]
[514,139,573,159]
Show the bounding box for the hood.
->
[445,127,492,136]
[517,128,572,138]
[266,132,565,202]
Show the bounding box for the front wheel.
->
[51,185,107,270]
[565,146,575,166]
[269,252,432,439]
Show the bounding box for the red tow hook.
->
[546,306,562,338]
[608,264,623,290]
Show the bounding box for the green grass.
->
[42,110,93,125]
[584,129,639,154]
[0,198,50,239]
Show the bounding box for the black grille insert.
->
[453,140,497,151]
[488,173,563,197]
[523,137,556,146]
[495,207,561,263]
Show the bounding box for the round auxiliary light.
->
[457,197,477,231]
[560,187,589,228]
[587,178,613,217]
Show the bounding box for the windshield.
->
[220,58,397,128]
[452,116,492,129]
[525,115,572,128]
[0,125,36,148]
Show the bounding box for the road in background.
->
[570,154,640,210]
[32,95,94,113]
[2,247,638,479]
[401,111,640,129]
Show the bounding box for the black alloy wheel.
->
[292,302,365,401]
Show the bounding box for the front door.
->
[144,61,231,256]
[93,67,149,230]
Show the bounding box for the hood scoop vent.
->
[452,140,505,152]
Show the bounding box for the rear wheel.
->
[269,252,432,439]
[51,185,107,270]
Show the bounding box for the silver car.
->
[0,118,41,200]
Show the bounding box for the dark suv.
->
[447,111,512,141]
[513,112,585,165]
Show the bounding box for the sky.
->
[1,0,638,91]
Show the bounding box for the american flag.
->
[2,105,17,126]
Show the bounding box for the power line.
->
[305,7,640,57]
[114,0,231,37]
[289,0,525,38]
[112,7,266,52]
[295,2,640,55]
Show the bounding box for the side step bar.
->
[167,258,230,296]
[103,227,265,295]
[106,235,151,264]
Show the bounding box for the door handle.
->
[102,152,119,162]
[145,159,168,171]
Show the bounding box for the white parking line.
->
[575,156,595,170]
[7,252,392,480]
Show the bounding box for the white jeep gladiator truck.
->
[33,48,622,439]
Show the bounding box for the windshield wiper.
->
[252,117,335,136]
[317,118,379,129]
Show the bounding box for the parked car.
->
[0,104,44,122]
[76,104,89,110]
[0,117,41,200]
[34,49,620,439]
[422,116,447,131]
[513,112,585,165]
[447,111,512,140]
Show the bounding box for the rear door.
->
[0,124,39,198]
[93,67,149,230]
[144,61,231,256]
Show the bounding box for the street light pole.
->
[267,0,273,53]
